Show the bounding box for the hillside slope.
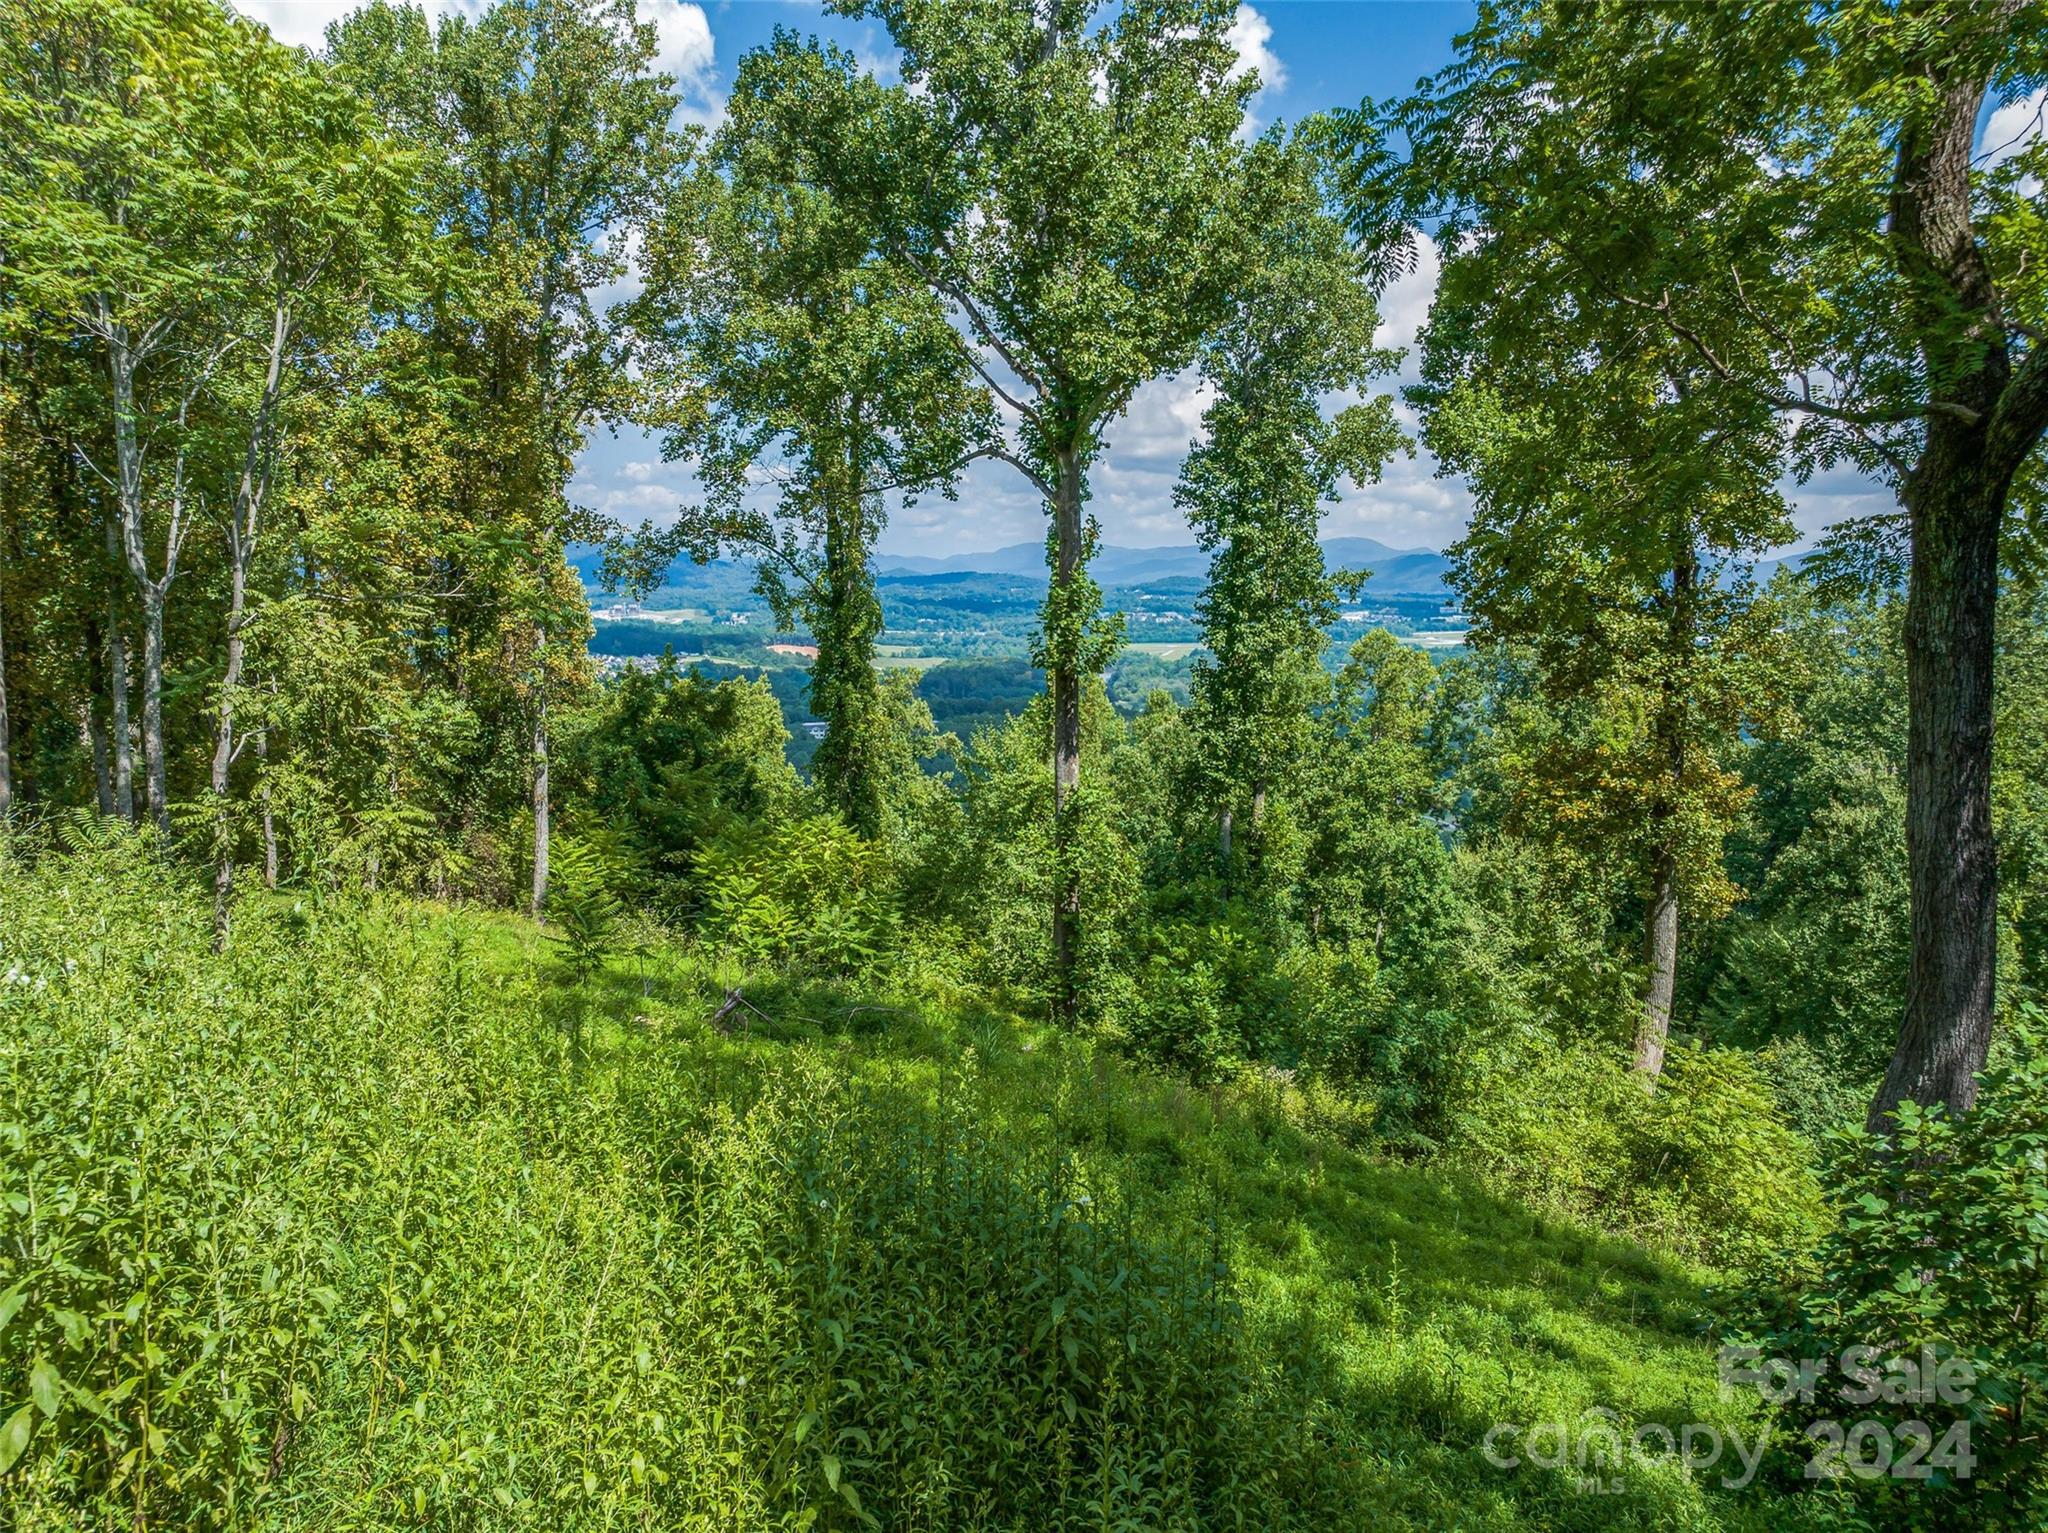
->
[0,852,1793,1531]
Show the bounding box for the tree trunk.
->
[1636,846,1678,1081]
[83,619,114,814]
[1865,66,2022,1133]
[0,568,13,818]
[1049,448,1084,1027]
[530,691,550,921]
[211,547,251,949]
[1635,547,1695,1085]
[102,523,135,821]
[89,706,112,815]
[209,307,284,948]
[259,678,277,890]
[108,607,134,821]
[810,436,885,838]
[137,584,168,833]
[1870,443,2002,1130]
[105,322,179,834]
[1218,804,1232,860]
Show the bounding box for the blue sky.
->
[245,0,1929,555]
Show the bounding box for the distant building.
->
[800,720,828,741]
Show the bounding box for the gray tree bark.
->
[1635,849,1678,1080]
[211,300,288,947]
[102,313,193,835]
[1865,59,2048,1131]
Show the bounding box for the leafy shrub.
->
[698,813,898,974]
[1720,1010,2048,1528]
[1453,1035,1821,1265]
[1107,907,1291,1079]
[545,834,627,983]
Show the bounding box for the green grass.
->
[0,849,1801,1530]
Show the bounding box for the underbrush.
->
[1,847,1791,1529]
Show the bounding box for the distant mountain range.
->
[571,535,1456,599]
[876,537,1454,594]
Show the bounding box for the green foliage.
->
[556,659,801,914]
[0,848,1788,1531]
[627,54,989,839]
[1455,1037,1823,1269]
[1721,1011,2048,1527]
[699,813,899,975]
[1174,127,1404,835]
[545,834,626,984]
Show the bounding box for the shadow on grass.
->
[472,921,1786,1530]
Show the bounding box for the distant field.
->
[874,653,947,671]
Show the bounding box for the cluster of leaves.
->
[698,814,900,975]
[1720,1009,2048,1527]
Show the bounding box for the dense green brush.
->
[1,844,1790,1530]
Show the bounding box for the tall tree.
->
[629,57,990,838]
[198,21,403,943]
[330,0,683,919]
[747,0,1256,1020]
[1341,0,2048,1127]
[1419,356,1794,1081]
[0,0,246,830]
[1175,130,1402,866]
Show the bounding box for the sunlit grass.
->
[1,857,1802,1530]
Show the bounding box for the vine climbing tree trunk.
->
[0,564,13,818]
[1049,447,1084,1028]
[259,677,277,889]
[530,683,550,922]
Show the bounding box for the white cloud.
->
[234,0,719,125]
[1224,5,1285,136]
[1322,442,1470,552]
[1224,5,1284,94]
[233,0,467,52]
[1374,230,1441,379]
[1983,86,2045,198]
[1984,87,2046,169]
[1110,370,1215,463]
[648,1,714,93]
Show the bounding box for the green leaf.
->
[0,1283,26,1337]
[29,1359,60,1420]
[0,1404,35,1474]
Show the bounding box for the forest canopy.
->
[2,0,2047,1527]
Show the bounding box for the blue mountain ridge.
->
[569,537,1456,598]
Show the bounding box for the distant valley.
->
[571,536,1464,763]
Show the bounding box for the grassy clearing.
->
[1,852,1797,1530]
